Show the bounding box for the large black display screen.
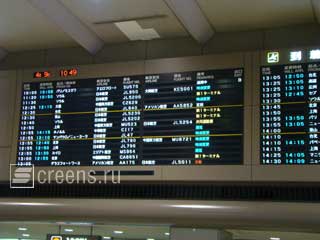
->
[17,68,243,166]
[261,63,320,165]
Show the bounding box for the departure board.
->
[261,63,320,165]
[17,68,244,167]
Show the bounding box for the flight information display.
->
[17,68,244,167]
[261,63,320,165]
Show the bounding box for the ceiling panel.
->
[0,0,316,52]
[0,0,77,51]
[60,0,188,43]
[0,222,58,239]
[197,0,315,32]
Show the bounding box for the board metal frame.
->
[252,47,320,181]
[10,53,252,182]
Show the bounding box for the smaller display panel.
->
[260,63,320,165]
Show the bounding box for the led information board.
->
[261,63,320,165]
[17,68,243,167]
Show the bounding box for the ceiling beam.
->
[27,0,104,55]
[164,0,214,44]
[312,0,320,23]
[0,48,7,61]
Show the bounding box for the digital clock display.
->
[60,68,78,77]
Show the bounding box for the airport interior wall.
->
[0,23,320,181]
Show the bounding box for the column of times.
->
[261,67,282,164]
[17,84,37,166]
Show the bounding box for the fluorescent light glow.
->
[310,49,320,60]
[147,238,155,240]
[18,227,28,231]
[164,233,170,236]
[22,234,30,237]
[270,238,280,240]
[64,229,74,232]
[113,230,123,234]
[169,204,226,209]
[68,222,93,226]
[103,237,111,239]
[0,202,61,206]
[290,50,302,62]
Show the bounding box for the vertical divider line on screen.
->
[140,74,145,169]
